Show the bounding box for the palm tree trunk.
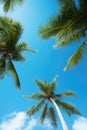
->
[50,98,68,130]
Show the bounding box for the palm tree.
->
[0,16,36,90]
[39,0,87,70]
[24,75,81,130]
[0,0,24,12]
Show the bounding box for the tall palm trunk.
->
[50,98,68,130]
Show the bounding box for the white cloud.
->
[0,112,53,130]
[0,112,36,130]
[25,118,37,130]
[72,116,87,130]
[43,119,53,130]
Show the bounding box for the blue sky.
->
[0,0,87,130]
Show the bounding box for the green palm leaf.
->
[49,107,57,128]
[54,91,77,98]
[7,59,20,90]
[40,104,47,124]
[27,100,44,116]
[50,75,58,92]
[15,42,37,53]
[64,42,87,71]
[2,0,11,13]
[15,42,28,52]
[38,16,64,39]
[12,52,25,61]
[10,22,23,47]
[0,17,23,49]
[24,93,45,100]
[35,79,48,94]
[56,100,81,116]
[54,29,85,48]
[0,58,6,79]
[0,0,24,12]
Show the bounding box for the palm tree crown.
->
[24,75,81,129]
[0,16,36,90]
[0,0,24,12]
[39,0,87,70]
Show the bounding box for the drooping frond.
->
[2,0,11,13]
[7,59,20,90]
[15,42,37,53]
[24,93,45,100]
[64,42,87,71]
[35,79,48,94]
[54,91,77,98]
[40,104,47,124]
[54,28,85,48]
[0,0,24,12]
[12,52,25,61]
[27,100,44,116]
[48,107,57,128]
[38,15,65,39]
[38,0,79,40]
[0,58,6,79]
[56,100,81,116]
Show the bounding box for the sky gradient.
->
[0,0,87,130]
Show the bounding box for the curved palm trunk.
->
[50,98,68,130]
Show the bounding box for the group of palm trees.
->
[0,0,86,130]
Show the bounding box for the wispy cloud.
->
[0,112,53,130]
[72,116,87,130]
[25,118,37,130]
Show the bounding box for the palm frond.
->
[48,107,57,128]
[0,17,23,49]
[40,104,47,124]
[27,100,44,116]
[10,22,23,46]
[12,52,25,61]
[54,28,85,48]
[7,59,20,90]
[50,75,58,92]
[59,0,78,14]
[0,0,24,12]
[38,15,64,39]
[57,13,87,42]
[0,58,6,79]
[0,22,10,45]
[54,91,77,98]
[56,100,81,116]
[24,93,45,100]
[25,49,38,53]
[38,0,79,40]
[15,42,37,53]
[3,0,11,13]
[15,42,27,52]
[64,42,87,71]
[35,79,48,94]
